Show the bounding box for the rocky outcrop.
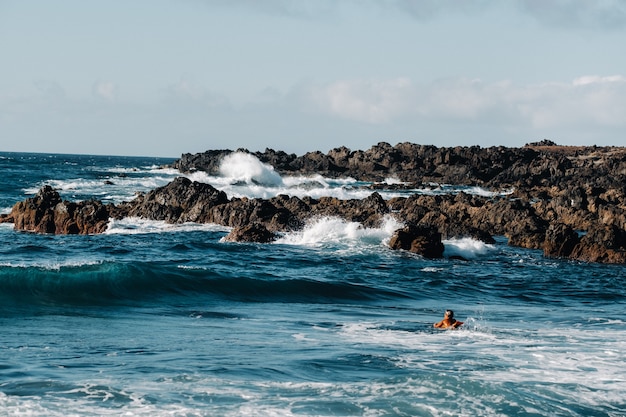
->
[543,223,626,263]
[543,223,580,259]
[569,225,626,263]
[122,177,229,223]
[388,224,444,258]
[223,223,277,243]
[0,186,111,234]
[3,142,626,263]
[120,178,390,234]
[169,141,626,193]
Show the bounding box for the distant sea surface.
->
[1,152,625,417]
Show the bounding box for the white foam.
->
[23,175,179,204]
[104,217,229,235]
[465,185,515,197]
[176,153,513,201]
[17,152,514,207]
[0,259,104,270]
[275,215,403,248]
[443,237,496,259]
[383,176,405,185]
[465,327,626,408]
[337,319,626,407]
[219,152,284,187]
[421,266,443,272]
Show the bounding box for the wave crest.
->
[443,237,496,259]
[219,152,283,187]
[276,215,403,248]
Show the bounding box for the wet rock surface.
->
[3,141,626,263]
[223,223,278,243]
[0,186,112,235]
[388,224,444,258]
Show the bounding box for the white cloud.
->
[92,81,118,101]
[307,78,414,123]
[301,75,626,131]
[572,75,626,86]
[3,74,625,156]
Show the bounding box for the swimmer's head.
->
[445,310,454,318]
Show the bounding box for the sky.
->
[1,0,625,157]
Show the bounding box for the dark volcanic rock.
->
[126,177,229,223]
[4,185,111,234]
[6,142,626,264]
[569,225,626,263]
[543,223,580,258]
[223,223,277,243]
[388,224,444,258]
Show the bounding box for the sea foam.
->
[443,237,495,259]
[275,215,403,248]
[219,152,283,187]
[181,153,513,201]
[104,217,229,235]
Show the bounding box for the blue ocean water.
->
[0,151,625,417]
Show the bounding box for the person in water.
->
[433,309,463,329]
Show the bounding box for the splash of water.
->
[443,237,496,259]
[218,152,283,187]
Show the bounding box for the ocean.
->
[0,151,624,417]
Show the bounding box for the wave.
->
[443,237,496,259]
[23,174,179,204]
[104,217,229,235]
[275,216,403,249]
[275,217,496,261]
[14,152,512,208]
[219,152,283,186]
[178,153,513,201]
[0,261,397,308]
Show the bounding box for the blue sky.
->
[1,0,625,157]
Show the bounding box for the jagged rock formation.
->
[2,142,625,262]
[1,185,112,235]
[223,224,277,243]
[170,140,626,192]
[388,224,444,258]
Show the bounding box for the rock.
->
[6,186,110,234]
[388,224,444,258]
[569,225,626,263]
[6,142,626,264]
[127,177,229,223]
[543,223,580,258]
[223,223,277,243]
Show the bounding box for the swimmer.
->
[433,309,463,329]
